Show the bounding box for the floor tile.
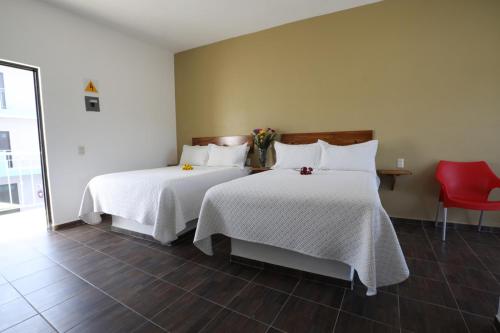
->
[0,257,56,281]
[61,251,117,277]
[101,266,156,297]
[44,245,96,264]
[33,235,81,255]
[292,279,345,308]
[191,251,230,270]
[149,238,200,260]
[405,257,444,281]
[0,297,37,331]
[132,321,166,333]
[1,315,55,333]
[81,258,131,289]
[468,242,500,258]
[459,230,500,247]
[480,256,500,275]
[393,221,426,238]
[162,261,215,290]
[82,231,128,251]
[66,302,145,333]
[425,227,466,244]
[334,311,399,333]
[431,240,485,269]
[24,275,92,312]
[11,265,72,295]
[462,312,498,333]
[399,297,467,333]
[399,238,436,261]
[98,238,146,257]
[58,226,104,242]
[273,296,337,333]
[192,271,248,306]
[114,245,185,277]
[0,284,20,306]
[117,279,185,318]
[398,275,456,308]
[441,263,500,293]
[200,309,268,333]
[42,288,116,332]
[152,293,223,333]
[253,269,299,293]
[219,262,261,280]
[0,248,43,269]
[450,284,498,317]
[228,283,288,324]
[341,288,399,327]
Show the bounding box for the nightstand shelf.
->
[377,169,412,190]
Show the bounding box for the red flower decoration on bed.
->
[300,167,313,175]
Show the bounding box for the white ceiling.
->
[40,0,380,53]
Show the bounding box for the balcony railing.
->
[0,150,43,212]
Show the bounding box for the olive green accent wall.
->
[174,0,500,226]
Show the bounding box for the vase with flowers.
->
[252,128,277,167]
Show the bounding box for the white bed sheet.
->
[79,166,250,243]
[194,169,409,294]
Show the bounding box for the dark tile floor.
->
[1,217,499,332]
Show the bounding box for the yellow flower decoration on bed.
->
[182,163,193,171]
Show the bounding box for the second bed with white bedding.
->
[79,166,249,243]
[194,169,409,294]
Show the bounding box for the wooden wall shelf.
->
[377,169,412,190]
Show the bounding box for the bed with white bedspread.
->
[194,168,409,294]
[79,165,249,243]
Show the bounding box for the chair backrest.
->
[435,161,497,201]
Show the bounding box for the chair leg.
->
[442,207,448,242]
[434,202,442,227]
[478,210,484,232]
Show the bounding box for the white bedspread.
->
[194,169,409,294]
[79,166,249,243]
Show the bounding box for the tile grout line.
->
[265,277,302,332]
[456,232,500,291]
[423,225,471,333]
[41,234,197,331]
[331,288,346,333]
[0,277,60,333]
[54,229,276,330]
[62,225,403,329]
[195,267,266,332]
[48,254,181,332]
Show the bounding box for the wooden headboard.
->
[280,130,373,146]
[192,135,253,151]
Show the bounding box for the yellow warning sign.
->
[84,81,98,93]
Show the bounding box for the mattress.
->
[194,169,409,294]
[79,165,250,243]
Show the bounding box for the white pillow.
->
[272,142,321,169]
[206,143,248,168]
[179,145,209,166]
[318,139,378,173]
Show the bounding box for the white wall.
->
[0,0,177,225]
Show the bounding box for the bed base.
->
[111,215,197,245]
[230,238,355,288]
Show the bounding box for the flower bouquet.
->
[252,128,277,167]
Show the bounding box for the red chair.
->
[435,161,500,241]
